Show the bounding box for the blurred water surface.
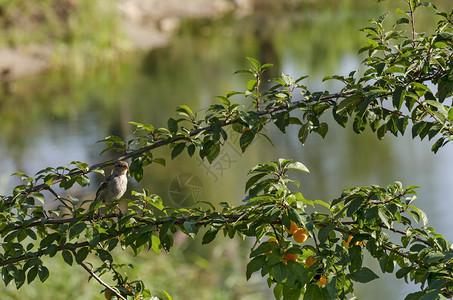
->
[0,1,452,299]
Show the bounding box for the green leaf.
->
[161,290,173,300]
[176,105,194,118]
[384,66,405,74]
[352,115,366,134]
[349,246,363,272]
[304,284,325,300]
[332,108,348,128]
[246,57,261,70]
[159,218,176,240]
[183,221,199,239]
[107,238,119,251]
[396,17,410,24]
[318,224,334,244]
[171,143,186,159]
[38,265,49,283]
[396,8,408,16]
[286,161,309,173]
[273,111,290,133]
[206,142,220,163]
[431,137,445,153]
[130,158,144,182]
[62,250,73,266]
[39,233,59,248]
[379,255,395,273]
[298,123,309,145]
[167,118,178,134]
[376,62,386,75]
[273,262,289,283]
[412,122,427,138]
[97,249,113,263]
[247,79,257,91]
[317,122,328,138]
[250,241,277,257]
[245,173,267,192]
[420,290,442,300]
[378,206,392,229]
[85,227,100,248]
[216,96,231,106]
[32,192,45,204]
[150,235,161,255]
[273,284,283,300]
[152,157,166,166]
[393,86,406,110]
[240,130,255,152]
[261,63,274,70]
[424,100,447,113]
[75,247,89,264]
[129,121,154,132]
[288,207,313,232]
[76,174,90,187]
[337,94,362,114]
[14,269,25,289]
[282,285,301,300]
[281,73,295,86]
[396,117,408,134]
[27,266,38,284]
[202,225,221,245]
[424,251,444,264]
[346,197,364,217]
[409,205,428,226]
[348,267,379,283]
[246,255,266,280]
[405,292,425,300]
[200,140,214,160]
[448,107,453,122]
[187,144,196,157]
[69,223,86,240]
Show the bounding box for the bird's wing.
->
[95,174,114,200]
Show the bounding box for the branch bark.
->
[79,261,127,300]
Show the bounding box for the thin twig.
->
[407,0,417,41]
[0,213,248,266]
[48,187,73,211]
[79,261,126,300]
[0,241,90,266]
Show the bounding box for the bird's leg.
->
[116,204,123,219]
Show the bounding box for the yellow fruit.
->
[318,275,327,287]
[267,238,278,244]
[284,221,299,234]
[264,238,279,259]
[343,235,353,249]
[282,253,298,264]
[355,240,365,246]
[305,255,317,268]
[293,228,309,243]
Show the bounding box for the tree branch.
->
[0,241,90,267]
[1,89,360,207]
[79,261,126,300]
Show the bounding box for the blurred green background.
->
[0,0,452,299]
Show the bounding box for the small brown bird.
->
[95,161,129,209]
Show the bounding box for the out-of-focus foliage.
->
[0,0,122,66]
